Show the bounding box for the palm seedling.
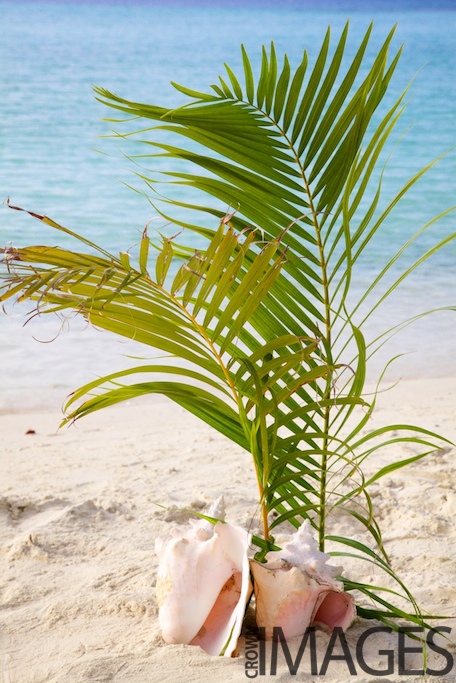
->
[1,23,455,648]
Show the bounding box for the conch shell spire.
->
[188,495,226,539]
[265,519,342,578]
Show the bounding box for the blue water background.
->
[0,1,455,410]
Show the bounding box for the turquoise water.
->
[0,2,455,408]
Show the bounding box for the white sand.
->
[1,378,455,682]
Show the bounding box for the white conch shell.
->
[250,520,356,640]
[155,497,252,657]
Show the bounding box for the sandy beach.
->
[1,377,455,683]
[1,0,455,679]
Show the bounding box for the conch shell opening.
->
[189,570,244,654]
[313,589,356,631]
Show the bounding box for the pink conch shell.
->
[250,520,356,640]
[155,497,252,657]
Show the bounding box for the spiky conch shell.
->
[155,497,253,657]
[250,520,356,640]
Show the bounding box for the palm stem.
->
[315,231,332,553]
[260,488,270,542]
[260,107,335,550]
[297,155,333,552]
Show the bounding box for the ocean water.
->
[0,1,455,410]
